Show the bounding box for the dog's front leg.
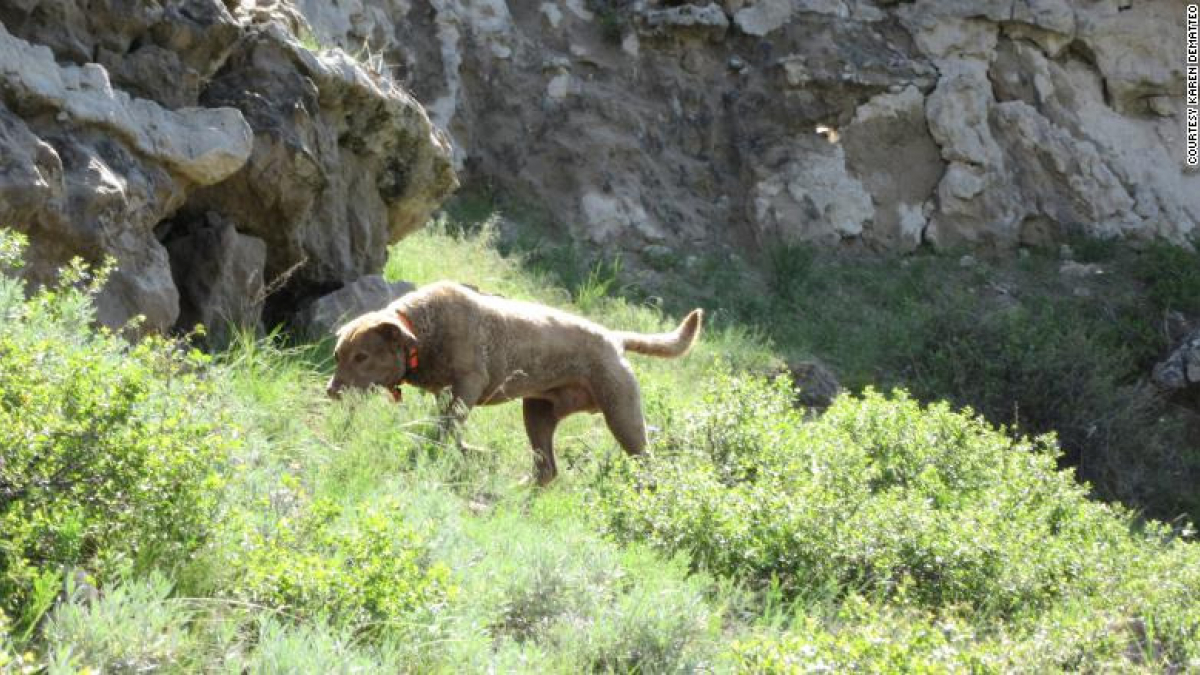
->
[438,374,487,452]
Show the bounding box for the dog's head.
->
[327,310,419,399]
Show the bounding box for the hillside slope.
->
[3,226,1200,672]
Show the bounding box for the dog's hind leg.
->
[593,363,648,457]
[522,398,559,485]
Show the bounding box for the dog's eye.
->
[353,352,369,364]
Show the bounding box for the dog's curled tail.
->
[619,309,704,358]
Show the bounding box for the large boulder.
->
[1153,329,1200,393]
[0,0,242,109]
[0,19,251,331]
[786,359,843,410]
[187,21,457,314]
[295,275,416,339]
[0,0,456,334]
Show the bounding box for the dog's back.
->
[394,281,701,403]
[401,280,700,359]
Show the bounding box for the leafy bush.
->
[600,369,1200,668]
[723,603,1142,673]
[727,584,1200,673]
[228,496,454,633]
[457,501,718,672]
[555,570,716,673]
[633,237,1200,522]
[906,295,1198,512]
[1,610,36,674]
[38,575,427,673]
[1132,242,1200,316]
[726,602,991,673]
[601,370,1180,616]
[42,574,193,673]
[234,618,399,673]
[0,231,235,630]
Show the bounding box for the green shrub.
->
[556,569,716,673]
[1,610,36,673]
[228,496,454,633]
[1133,242,1200,315]
[727,585,1200,673]
[723,601,1176,673]
[421,494,719,673]
[600,370,1174,616]
[907,295,1196,519]
[725,602,992,673]
[234,618,398,674]
[42,574,192,673]
[0,231,235,630]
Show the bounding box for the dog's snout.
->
[326,378,343,400]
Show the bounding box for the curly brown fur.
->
[327,281,703,485]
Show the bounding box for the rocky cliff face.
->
[1,0,1191,334]
[300,0,1196,259]
[0,0,456,335]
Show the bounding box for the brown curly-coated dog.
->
[327,281,703,484]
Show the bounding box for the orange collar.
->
[390,311,419,403]
[396,311,419,371]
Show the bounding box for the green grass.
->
[5,223,1200,672]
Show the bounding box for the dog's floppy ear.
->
[370,314,418,349]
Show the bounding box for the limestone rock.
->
[0,0,242,108]
[0,22,252,186]
[580,191,667,245]
[786,359,843,410]
[992,101,1136,240]
[751,141,874,245]
[733,0,792,36]
[1017,42,1200,244]
[296,0,414,56]
[296,275,416,338]
[842,86,941,250]
[286,0,1197,262]
[186,21,456,320]
[1153,329,1200,392]
[0,21,251,332]
[923,58,1022,248]
[1076,2,1182,116]
[639,3,730,40]
[795,0,850,18]
[925,59,1002,166]
[0,0,455,335]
